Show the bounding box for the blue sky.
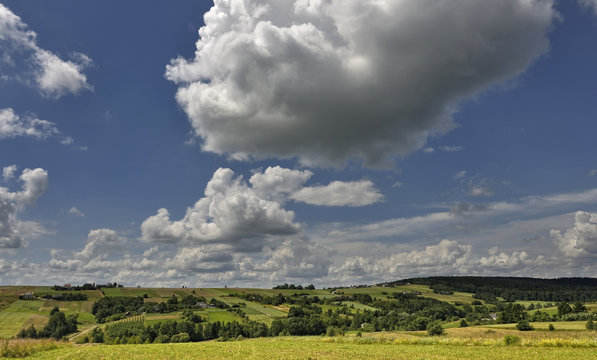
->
[1,0,596,287]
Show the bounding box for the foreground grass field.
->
[6,335,594,360]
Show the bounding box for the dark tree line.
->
[391,277,597,302]
[273,284,315,290]
[52,283,123,291]
[230,292,323,307]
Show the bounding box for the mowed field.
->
[0,300,46,338]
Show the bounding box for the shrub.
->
[548,323,555,331]
[503,334,521,346]
[170,333,190,343]
[426,322,444,336]
[356,331,362,337]
[90,328,104,343]
[326,326,344,337]
[17,325,38,339]
[586,319,595,331]
[560,312,593,321]
[516,320,534,331]
[153,335,170,343]
[459,319,468,327]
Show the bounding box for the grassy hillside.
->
[1,279,596,349]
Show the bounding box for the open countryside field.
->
[8,335,597,360]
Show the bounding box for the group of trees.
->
[18,307,78,339]
[496,300,594,331]
[82,319,269,344]
[92,296,146,323]
[272,284,316,290]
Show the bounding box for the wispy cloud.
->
[0,3,92,98]
[0,108,80,147]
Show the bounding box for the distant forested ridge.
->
[388,277,597,302]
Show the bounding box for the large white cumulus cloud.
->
[141,166,382,249]
[551,211,597,258]
[141,167,302,249]
[167,0,555,166]
[0,166,48,248]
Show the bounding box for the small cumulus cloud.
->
[0,108,80,147]
[67,206,85,217]
[291,180,384,207]
[2,165,17,182]
[61,137,74,145]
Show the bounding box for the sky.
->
[1,0,597,287]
